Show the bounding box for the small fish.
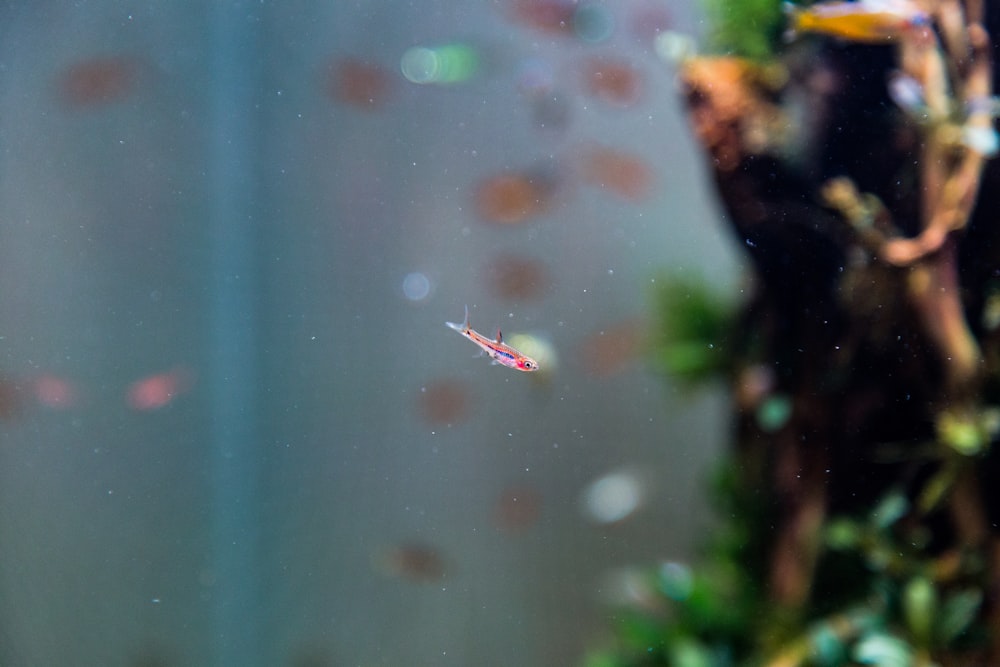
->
[446,305,540,372]
[784,1,929,44]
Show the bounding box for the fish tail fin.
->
[445,304,471,332]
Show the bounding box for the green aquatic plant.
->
[583,462,767,667]
[590,0,1000,664]
[649,275,735,387]
[584,466,990,666]
[701,0,785,60]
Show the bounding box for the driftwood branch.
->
[676,1,1000,643]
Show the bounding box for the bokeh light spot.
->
[328,57,392,109]
[582,469,644,524]
[32,374,77,409]
[417,379,471,425]
[401,43,479,85]
[581,146,654,202]
[756,393,793,433]
[508,0,577,34]
[474,171,554,225]
[583,57,644,108]
[658,561,694,601]
[573,4,615,43]
[400,47,438,84]
[577,319,647,376]
[736,364,776,410]
[505,333,558,376]
[376,542,447,582]
[483,255,549,301]
[654,31,697,65]
[126,366,194,411]
[402,271,433,302]
[600,567,663,611]
[59,56,137,108]
[494,485,543,533]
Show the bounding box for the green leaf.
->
[852,631,912,667]
[659,561,695,601]
[669,638,714,667]
[582,651,623,667]
[651,274,735,385]
[702,0,785,59]
[870,492,908,530]
[937,589,982,645]
[809,622,849,666]
[824,518,861,551]
[616,612,665,653]
[916,466,956,514]
[936,410,986,456]
[902,576,936,647]
[658,342,719,378]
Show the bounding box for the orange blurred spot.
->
[494,485,542,533]
[483,254,549,301]
[59,56,137,108]
[583,57,643,108]
[577,319,647,377]
[377,542,447,582]
[328,57,392,110]
[581,146,654,202]
[32,374,77,409]
[736,364,776,410]
[417,379,471,425]
[508,0,577,34]
[474,171,554,225]
[126,367,194,411]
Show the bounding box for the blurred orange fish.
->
[126,367,194,411]
[483,254,550,301]
[785,1,929,43]
[474,171,555,225]
[32,374,77,409]
[508,0,577,34]
[416,378,472,425]
[577,319,647,377]
[59,55,139,108]
[580,146,654,202]
[328,57,392,110]
[583,57,644,108]
[376,542,447,582]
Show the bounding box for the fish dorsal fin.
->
[495,328,503,343]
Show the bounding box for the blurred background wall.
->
[0,1,739,665]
